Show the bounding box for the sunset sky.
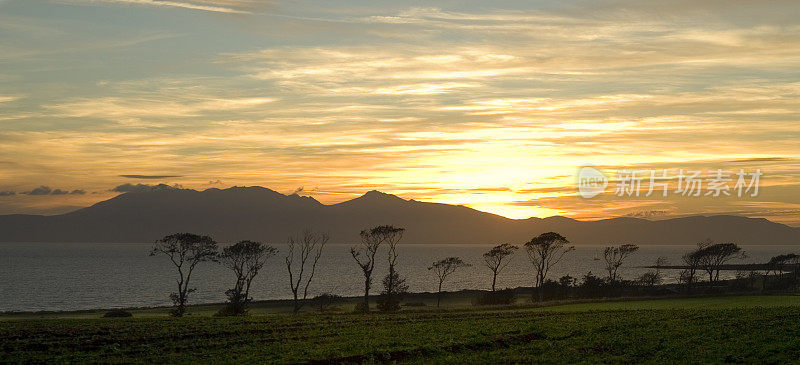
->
[1,0,799,225]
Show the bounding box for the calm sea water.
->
[0,243,795,312]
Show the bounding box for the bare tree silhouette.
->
[694,241,745,282]
[218,240,277,315]
[524,232,574,301]
[286,229,329,314]
[150,233,218,317]
[680,248,703,288]
[429,257,470,307]
[350,226,387,313]
[376,225,405,312]
[768,253,800,281]
[603,244,639,283]
[483,244,518,291]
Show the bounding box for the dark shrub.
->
[475,289,516,305]
[312,293,342,313]
[558,275,577,287]
[377,297,401,312]
[637,271,662,287]
[377,270,408,312]
[579,271,606,297]
[534,279,566,301]
[216,289,249,317]
[352,301,369,313]
[764,273,798,291]
[103,309,133,318]
[402,302,426,307]
[215,305,244,317]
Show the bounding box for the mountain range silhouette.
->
[1,186,798,244]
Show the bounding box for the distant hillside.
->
[0,187,798,245]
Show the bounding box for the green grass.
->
[528,294,800,312]
[1,295,799,363]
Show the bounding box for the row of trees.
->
[347,225,474,310]
[349,225,406,312]
[679,240,746,285]
[483,236,754,295]
[427,233,646,304]
[150,230,327,317]
[148,228,581,315]
[151,228,757,316]
[479,233,641,301]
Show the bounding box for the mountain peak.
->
[222,186,281,194]
[361,190,405,201]
[287,193,322,205]
[543,215,577,222]
[331,190,407,208]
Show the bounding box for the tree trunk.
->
[292,292,300,314]
[387,265,395,304]
[491,272,497,292]
[535,270,543,302]
[176,282,187,317]
[436,281,442,307]
[363,275,370,313]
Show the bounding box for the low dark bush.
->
[475,289,516,306]
[377,296,403,313]
[312,293,342,313]
[215,305,247,317]
[764,274,798,291]
[352,301,369,313]
[103,309,133,318]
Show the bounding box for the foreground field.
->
[2,296,799,363]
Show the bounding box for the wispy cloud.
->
[0,95,22,103]
[22,186,86,196]
[120,174,182,179]
[45,96,277,123]
[70,0,271,14]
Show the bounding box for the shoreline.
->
[3,285,793,318]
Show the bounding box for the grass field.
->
[2,295,799,363]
